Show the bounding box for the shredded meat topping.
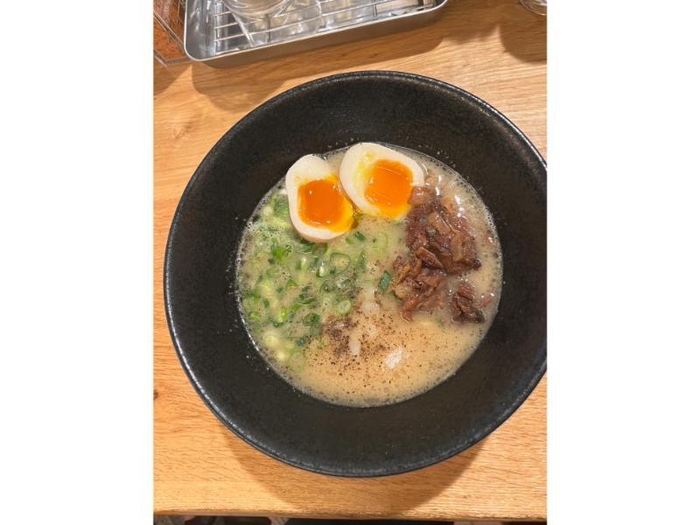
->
[392,186,485,323]
[390,265,448,321]
[450,281,486,323]
[406,187,481,273]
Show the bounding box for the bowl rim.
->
[164,70,547,477]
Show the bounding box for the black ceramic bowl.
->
[164,71,546,477]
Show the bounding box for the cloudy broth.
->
[236,145,502,407]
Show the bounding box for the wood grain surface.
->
[154,0,547,519]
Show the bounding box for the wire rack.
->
[209,0,437,55]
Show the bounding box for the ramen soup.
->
[236,144,502,407]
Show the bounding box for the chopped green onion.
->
[321,280,335,293]
[317,260,330,277]
[309,257,320,272]
[379,271,392,291]
[297,256,310,271]
[320,296,334,311]
[241,296,258,311]
[299,239,314,252]
[274,308,288,324]
[257,281,274,298]
[330,253,351,274]
[240,189,395,350]
[248,311,263,324]
[271,242,291,262]
[336,278,352,291]
[298,292,316,305]
[266,266,281,278]
[289,303,303,320]
[312,243,328,257]
[357,251,367,272]
[335,299,353,315]
[273,196,289,217]
[269,216,292,230]
[244,287,260,299]
[303,313,320,326]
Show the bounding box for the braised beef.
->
[410,232,428,252]
[408,186,434,206]
[391,186,485,323]
[428,211,451,235]
[393,255,422,282]
[405,188,480,273]
[450,282,485,323]
[393,278,417,300]
[415,268,445,289]
[415,246,444,269]
[392,266,448,321]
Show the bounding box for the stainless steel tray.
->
[184,0,448,67]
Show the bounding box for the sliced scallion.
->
[303,312,320,326]
[317,260,330,278]
[379,270,392,292]
[335,299,352,315]
[330,253,351,274]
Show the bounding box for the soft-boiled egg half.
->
[285,154,354,242]
[339,143,425,220]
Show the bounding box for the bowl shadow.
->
[221,424,485,516]
[188,0,545,113]
[187,26,444,114]
[155,57,191,97]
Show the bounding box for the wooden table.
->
[154,0,546,519]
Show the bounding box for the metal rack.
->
[185,0,447,66]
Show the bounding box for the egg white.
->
[285,154,353,242]
[339,143,425,219]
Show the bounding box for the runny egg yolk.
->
[364,159,414,219]
[298,176,353,232]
